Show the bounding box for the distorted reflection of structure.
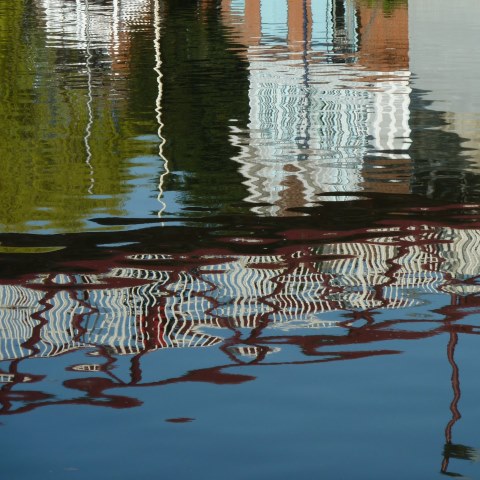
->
[1,222,480,425]
[410,0,480,175]
[441,330,480,476]
[221,0,411,214]
[30,0,171,227]
[38,0,152,51]
[1,224,480,363]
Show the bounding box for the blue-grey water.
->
[1,0,480,478]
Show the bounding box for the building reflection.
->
[37,0,152,55]
[1,222,480,423]
[2,2,480,476]
[1,222,479,476]
[409,0,480,177]
[220,0,411,215]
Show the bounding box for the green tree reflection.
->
[0,0,154,233]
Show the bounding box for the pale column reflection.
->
[84,0,95,194]
[221,0,412,215]
[154,0,170,217]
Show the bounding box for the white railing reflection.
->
[1,224,480,361]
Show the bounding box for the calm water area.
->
[2,0,480,478]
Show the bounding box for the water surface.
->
[1,0,480,478]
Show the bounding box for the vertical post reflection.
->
[84,0,95,195]
[223,0,412,214]
[441,331,461,475]
[154,0,169,217]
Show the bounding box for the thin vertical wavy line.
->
[84,0,95,194]
[154,0,170,217]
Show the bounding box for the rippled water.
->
[2,0,480,478]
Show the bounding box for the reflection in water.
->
[410,0,480,178]
[441,332,480,476]
[84,0,95,195]
[2,0,480,478]
[153,0,169,216]
[224,0,411,214]
[37,0,152,50]
[2,0,480,232]
[1,217,480,476]
[2,221,480,415]
[0,0,162,233]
